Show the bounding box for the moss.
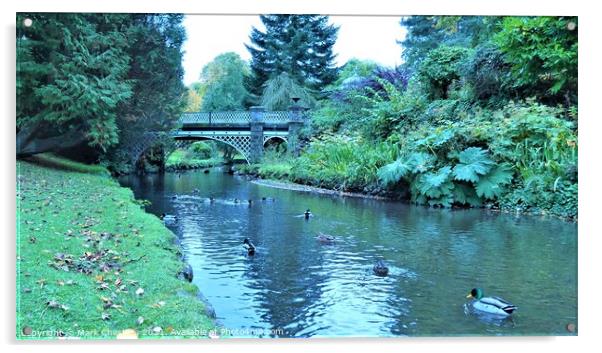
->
[16,157,217,339]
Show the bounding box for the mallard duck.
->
[316,232,335,244]
[242,238,256,256]
[466,288,517,316]
[373,260,389,276]
[160,213,177,223]
[304,209,312,220]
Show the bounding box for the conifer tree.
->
[246,15,339,96]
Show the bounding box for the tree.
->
[105,14,187,173]
[17,13,132,157]
[399,16,502,69]
[200,52,249,111]
[494,16,578,106]
[399,16,445,69]
[246,15,339,96]
[418,46,471,99]
[261,72,316,110]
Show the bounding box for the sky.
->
[181,15,407,86]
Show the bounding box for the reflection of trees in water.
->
[241,207,329,337]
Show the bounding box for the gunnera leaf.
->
[453,147,495,183]
[475,164,514,199]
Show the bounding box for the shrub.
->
[417,46,471,99]
[189,141,212,159]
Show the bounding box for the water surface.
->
[119,168,577,337]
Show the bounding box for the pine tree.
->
[246,15,339,97]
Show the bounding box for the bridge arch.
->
[263,135,288,146]
[176,136,252,164]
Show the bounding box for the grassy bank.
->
[165,149,223,171]
[16,155,217,339]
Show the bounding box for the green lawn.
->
[16,156,217,339]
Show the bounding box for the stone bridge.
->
[131,106,307,166]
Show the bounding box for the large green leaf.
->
[417,166,453,198]
[377,159,411,185]
[475,164,514,199]
[453,147,495,182]
[452,182,483,206]
[407,152,436,173]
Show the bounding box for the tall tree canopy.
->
[199,52,249,111]
[17,13,132,155]
[246,15,339,96]
[16,13,187,170]
[399,16,501,69]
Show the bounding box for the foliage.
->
[378,147,513,207]
[494,16,578,104]
[17,13,188,175]
[261,72,317,110]
[17,14,132,151]
[417,46,471,99]
[165,148,223,171]
[288,135,399,192]
[460,44,511,104]
[189,141,213,159]
[246,15,339,95]
[358,80,428,139]
[200,52,250,111]
[400,16,502,68]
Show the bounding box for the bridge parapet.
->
[180,110,292,126]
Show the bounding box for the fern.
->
[475,164,514,199]
[453,147,495,182]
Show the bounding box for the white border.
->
[2,1,600,353]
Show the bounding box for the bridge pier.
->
[249,106,265,163]
[287,105,305,157]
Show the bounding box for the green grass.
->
[16,157,217,339]
[165,149,223,171]
[25,153,109,175]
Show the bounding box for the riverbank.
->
[16,154,218,339]
[237,163,577,222]
[165,149,224,171]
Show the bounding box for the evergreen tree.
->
[17,13,132,156]
[246,15,339,97]
[399,16,501,69]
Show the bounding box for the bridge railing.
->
[179,110,293,126]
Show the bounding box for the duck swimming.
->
[242,238,256,256]
[304,209,312,220]
[466,288,517,316]
[160,213,177,224]
[373,260,389,276]
[316,232,335,244]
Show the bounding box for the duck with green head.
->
[466,288,517,316]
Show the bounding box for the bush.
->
[417,46,471,99]
[189,141,212,159]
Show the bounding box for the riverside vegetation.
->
[235,16,578,220]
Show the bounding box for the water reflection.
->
[119,169,577,337]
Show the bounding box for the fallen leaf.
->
[116,329,138,339]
